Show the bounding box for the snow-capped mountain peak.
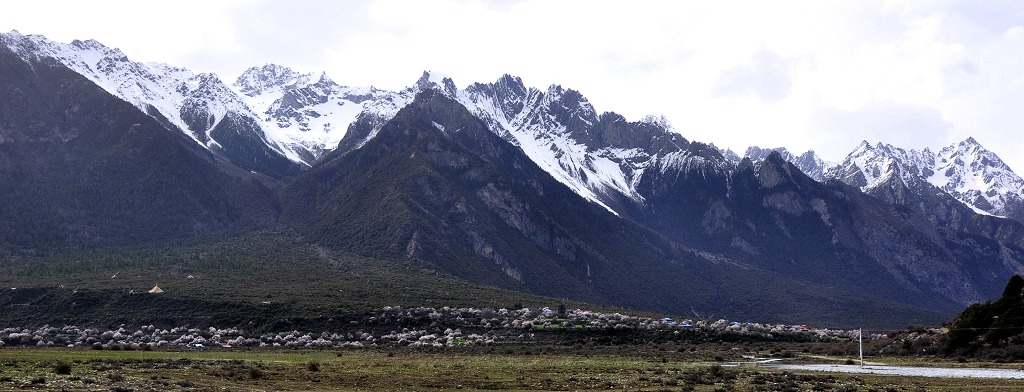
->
[640,115,674,132]
[2,31,210,143]
[3,32,693,207]
[928,137,1024,215]
[0,32,352,170]
[414,70,459,97]
[827,141,935,191]
[737,136,1024,222]
[818,137,1024,220]
[234,63,313,97]
[454,74,704,214]
[715,144,742,163]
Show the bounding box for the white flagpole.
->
[859,328,864,367]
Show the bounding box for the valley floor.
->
[0,348,1023,391]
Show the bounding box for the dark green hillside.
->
[0,43,277,255]
[0,230,613,330]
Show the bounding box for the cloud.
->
[712,49,793,102]
[809,101,953,156]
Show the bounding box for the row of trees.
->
[946,275,1024,354]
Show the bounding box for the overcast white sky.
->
[4,0,1024,170]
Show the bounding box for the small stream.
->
[766,364,1024,379]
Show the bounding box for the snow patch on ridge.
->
[0,31,310,164]
[232,65,415,160]
[453,76,698,215]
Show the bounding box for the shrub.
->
[53,361,72,375]
[708,363,724,378]
[248,366,265,379]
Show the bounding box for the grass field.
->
[0,229,636,331]
[1,348,1023,391]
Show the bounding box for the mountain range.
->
[3,30,1024,327]
[737,140,1024,225]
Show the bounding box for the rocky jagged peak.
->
[791,150,829,181]
[590,111,687,153]
[821,137,1024,222]
[938,137,992,167]
[597,111,627,124]
[762,150,788,165]
[69,38,103,51]
[640,115,674,131]
[375,88,499,157]
[413,70,458,97]
[851,140,873,155]
[495,74,527,95]
[0,30,41,51]
[234,64,311,97]
[745,146,793,161]
[67,38,124,58]
[743,146,831,182]
[188,72,233,94]
[313,71,335,86]
[931,138,1024,217]
[0,30,23,48]
[715,145,742,163]
[685,141,728,161]
[543,84,589,109]
[1,31,126,69]
[541,84,597,127]
[753,150,816,190]
[736,156,755,171]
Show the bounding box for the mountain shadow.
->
[0,41,278,255]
